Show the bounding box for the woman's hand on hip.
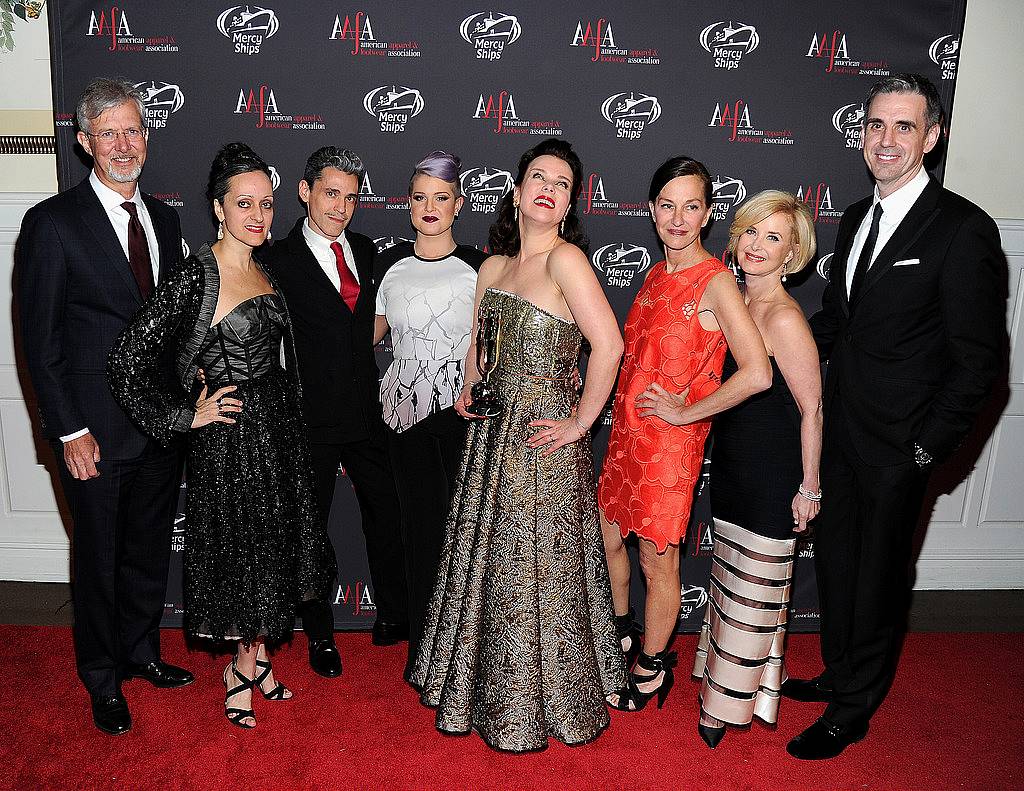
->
[192,384,242,429]
[527,415,586,457]
[635,382,691,425]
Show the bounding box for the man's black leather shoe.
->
[781,676,834,702]
[308,638,343,678]
[123,661,195,689]
[786,717,868,760]
[371,620,409,647]
[91,693,131,736]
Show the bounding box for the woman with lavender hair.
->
[373,150,486,677]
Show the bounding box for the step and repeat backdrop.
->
[47,1,967,631]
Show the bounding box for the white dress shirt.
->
[89,170,161,282]
[845,164,930,295]
[301,219,360,289]
[63,174,163,443]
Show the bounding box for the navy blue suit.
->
[17,177,184,696]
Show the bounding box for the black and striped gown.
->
[185,293,335,642]
[692,350,801,726]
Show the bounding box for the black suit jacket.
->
[16,177,183,459]
[262,218,380,443]
[810,176,1004,466]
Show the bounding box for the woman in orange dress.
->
[598,156,771,711]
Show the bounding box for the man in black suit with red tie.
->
[263,147,407,678]
[784,74,1004,759]
[16,78,192,736]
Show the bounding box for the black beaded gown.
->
[108,244,336,643]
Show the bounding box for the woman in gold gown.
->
[409,138,626,752]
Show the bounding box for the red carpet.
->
[1,627,1020,790]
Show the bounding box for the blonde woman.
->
[692,190,821,747]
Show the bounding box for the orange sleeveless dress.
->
[598,257,728,551]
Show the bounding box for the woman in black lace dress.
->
[108,143,335,729]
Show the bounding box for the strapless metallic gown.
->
[409,288,626,752]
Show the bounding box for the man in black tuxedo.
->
[263,147,408,677]
[785,74,1004,759]
[16,78,192,735]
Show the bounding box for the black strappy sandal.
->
[254,656,292,701]
[607,649,677,712]
[222,657,257,729]
[614,608,644,670]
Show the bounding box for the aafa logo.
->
[460,167,513,213]
[267,165,280,191]
[334,581,376,615]
[571,18,616,62]
[235,85,278,128]
[134,81,184,129]
[217,5,279,55]
[363,85,424,134]
[592,242,652,288]
[474,91,519,133]
[708,100,751,141]
[373,235,414,252]
[680,584,710,619]
[582,173,608,213]
[832,102,865,149]
[806,30,849,72]
[816,252,834,281]
[86,7,138,51]
[700,21,759,69]
[601,92,661,140]
[331,11,375,53]
[796,182,841,224]
[181,238,191,259]
[580,173,646,218]
[460,11,521,60]
[929,35,960,80]
[711,176,747,221]
[692,520,715,555]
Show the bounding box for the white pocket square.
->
[893,258,920,267]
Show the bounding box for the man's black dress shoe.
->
[123,661,195,689]
[780,676,834,702]
[371,620,409,647]
[308,638,342,678]
[91,694,131,736]
[786,717,868,760]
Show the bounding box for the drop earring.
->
[217,221,224,240]
[514,202,519,222]
[559,216,565,236]
[781,263,788,283]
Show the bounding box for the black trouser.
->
[57,439,182,697]
[302,430,408,639]
[815,404,928,727]
[385,408,467,675]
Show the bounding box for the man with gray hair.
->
[784,73,1004,759]
[263,147,408,678]
[16,77,192,735]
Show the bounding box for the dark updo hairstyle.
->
[206,142,272,208]
[648,156,713,208]
[488,137,588,256]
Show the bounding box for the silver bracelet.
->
[798,485,822,502]
[573,416,587,439]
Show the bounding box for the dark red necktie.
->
[330,241,360,312]
[121,201,155,300]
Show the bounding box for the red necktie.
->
[330,241,360,312]
[121,201,155,300]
